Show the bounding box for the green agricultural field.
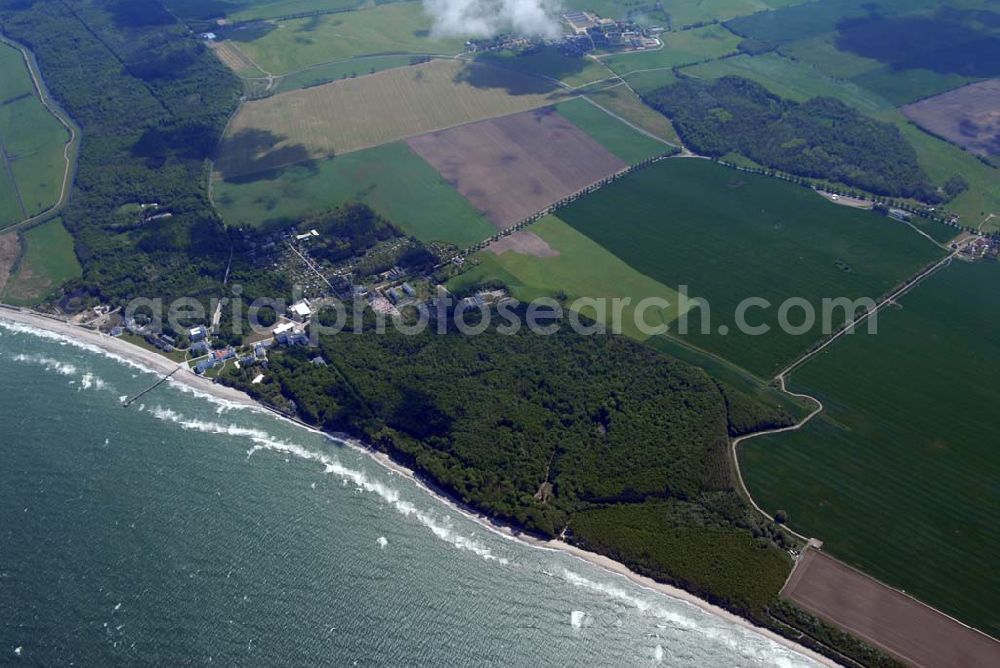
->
[555,97,671,163]
[476,47,611,89]
[0,42,34,101]
[560,0,667,22]
[584,84,682,145]
[724,0,938,44]
[775,31,981,106]
[213,141,494,246]
[164,0,366,22]
[777,32,882,79]
[851,66,979,106]
[887,115,1000,231]
[1,218,80,305]
[450,215,685,341]
[217,59,568,178]
[680,52,893,115]
[604,24,741,77]
[563,0,810,28]
[556,159,945,377]
[0,41,71,227]
[741,260,1000,637]
[272,54,431,93]
[232,3,466,75]
[618,67,677,95]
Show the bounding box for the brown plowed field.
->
[902,79,1000,157]
[407,108,627,229]
[782,549,1000,667]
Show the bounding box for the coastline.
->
[0,305,837,667]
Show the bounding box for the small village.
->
[466,10,663,56]
[71,220,510,385]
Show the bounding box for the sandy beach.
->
[0,305,837,667]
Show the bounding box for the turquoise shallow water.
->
[0,318,819,666]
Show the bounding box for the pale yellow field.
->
[215,59,570,180]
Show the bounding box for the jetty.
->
[122,367,181,407]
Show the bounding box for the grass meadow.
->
[163,0,366,22]
[617,68,677,95]
[213,141,494,245]
[451,215,685,341]
[584,85,682,145]
[234,3,465,75]
[1,218,80,305]
[680,52,893,114]
[215,59,568,179]
[0,41,70,226]
[476,48,611,89]
[555,97,671,163]
[604,24,741,77]
[741,260,1000,637]
[273,54,429,93]
[556,159,944,377]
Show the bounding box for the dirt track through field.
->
[407,107,627,229]
[783,549,1000,667]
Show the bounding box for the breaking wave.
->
[10,353,112,392]
[12,353,78,376]
[144,406,510,566]
[0,319,150,374]
[561,569,814,666]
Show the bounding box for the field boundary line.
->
[790,547,1000,647]
[731,251,959,545]
[578,94,680,148]
[0,35,79,232]
[775,250,957,381]
[0,141,28,220]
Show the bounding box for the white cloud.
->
[424,0,564,39]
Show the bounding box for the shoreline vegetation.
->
[0,305,836,667]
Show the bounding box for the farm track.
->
[0,142,28,220]
[731,250,959,539]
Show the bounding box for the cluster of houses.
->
[385,282,416,305]
[952,235,999,261]
[466,11,661,56]
[191,300,318,375]
[117,318,180,353]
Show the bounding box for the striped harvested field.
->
[215,59,569,180]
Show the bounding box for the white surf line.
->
[0,36,78,231]
[0,305,834,666]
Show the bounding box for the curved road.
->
[730,251,959,541]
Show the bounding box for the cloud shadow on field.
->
[216,128,321,183]
[454,61,563,96]
[835,7,1000,77]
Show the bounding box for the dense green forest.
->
[220,311,904,665]
[0,0,241,304]
[646,76,944,202]
[222,308,800,610]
